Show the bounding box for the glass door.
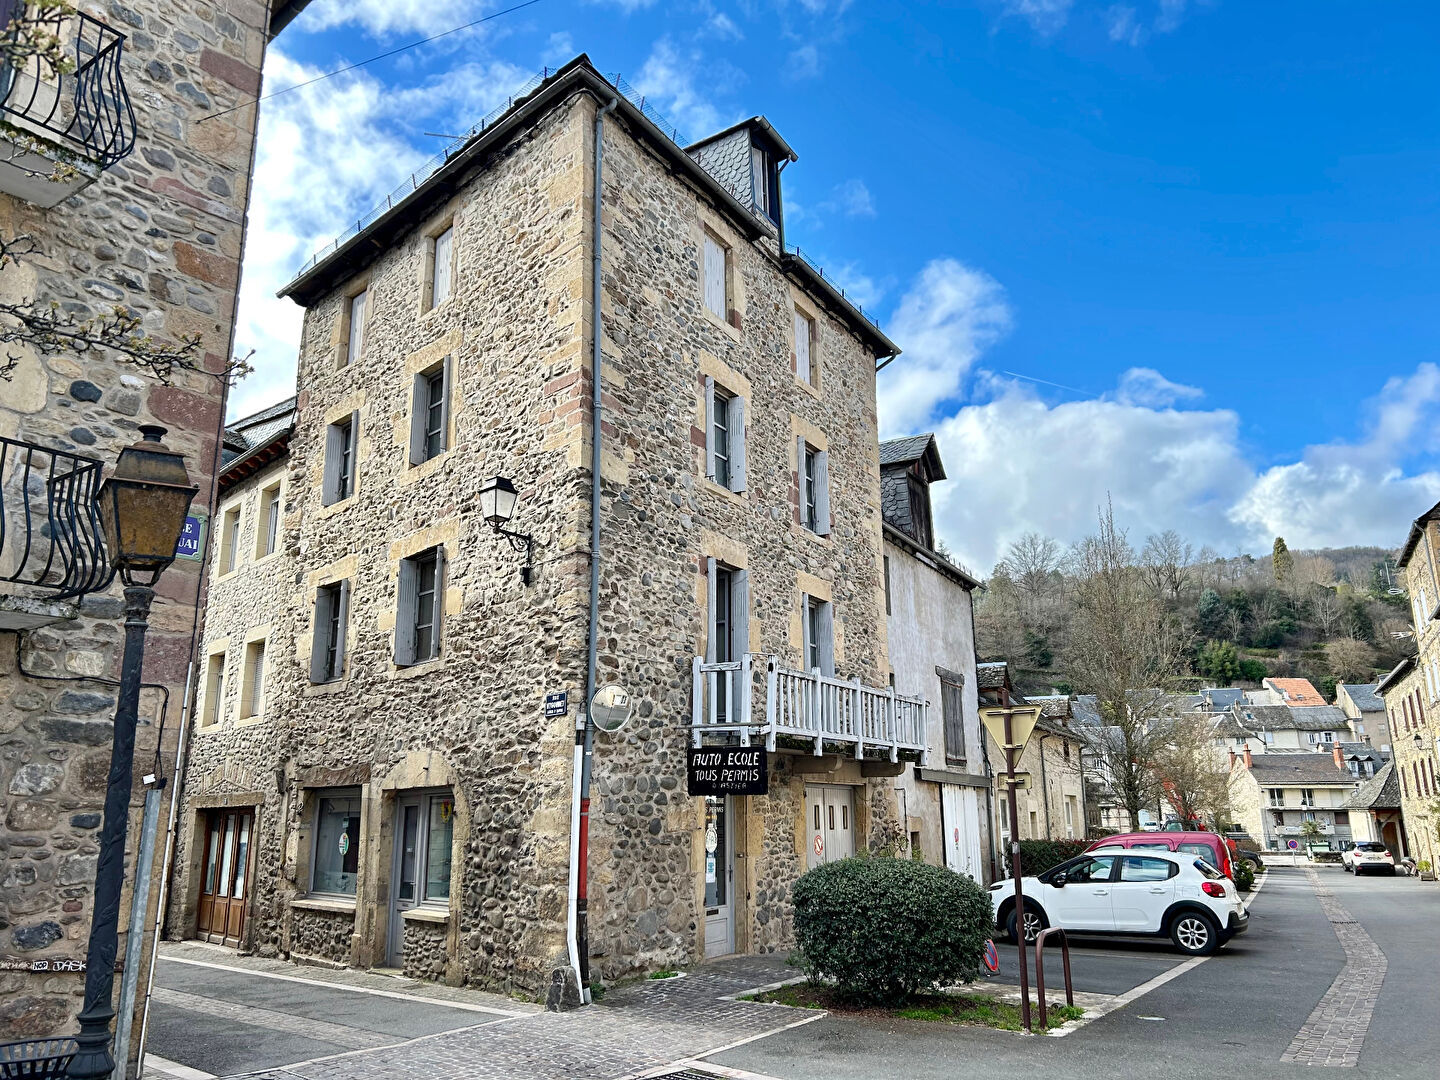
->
[387,798,421,968]
[196,809,254,945]
[702,795,734,958]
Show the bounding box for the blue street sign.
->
[544,691,568,718]
[175,513,206,560]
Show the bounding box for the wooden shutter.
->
[800,593,813,670]
[323,423,343,505]
[433,227,453,307]
[817,602,835,677]
[429,547,446,659]
[439,355,454,453]
[814,450,831,535]
[703,235,726,319]
[728,395,746,492]
[705,556,718,664]
[346,411,360,494]
[335,579,351,679]
[310,588,333,684]
[941,677,966,761]
[409,373,427,465]
[704,377,717,479]
[796,436,808,521]
[395,558,418,666]
[793,310,810,383]
[734,569,750,660]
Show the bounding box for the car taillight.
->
[1383,851,1391,859]
[1202,881,1226,898]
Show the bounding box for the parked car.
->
[1086,830,1237,880]
[1342,841,1396,876]
[990,850,1248,956]
[1161,819,1205,832]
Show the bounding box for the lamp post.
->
[477,475,535,584]
[68,426,196,1080]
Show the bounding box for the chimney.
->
[1243,747,1253,769]
[1228,749,1237,769]
[1333,743,1344,770]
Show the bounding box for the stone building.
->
[1334,682,1385,747]
[1226,745,1364,852]
[1393,501,1440,871]
[0,0,311,1061]
[1377,655,1429,867]
[168,56,929,1003]
[879,434,990,881]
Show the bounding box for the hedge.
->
[792,855,992,1005]
[1012,839,1090,876]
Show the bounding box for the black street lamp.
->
[68,426,196,1080]
[477,475,535,585]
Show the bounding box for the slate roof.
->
[879,434,940,469]
[1377,656,1418,696]
[1343,763,1400,810]
[1399,499,1440,569]
[1230,703,1349,732]
[881,469,916,540]
[1243,754,1359,785]
[1338,683,1384,713]
[686,127,755,214]
[976,662,1010,690]
[1071,695,1103,725]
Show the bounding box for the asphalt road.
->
[707,866,1440,1080]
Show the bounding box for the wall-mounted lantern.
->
[478,475,535,585]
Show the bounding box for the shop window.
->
[311,792,362,896]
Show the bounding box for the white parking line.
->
[157,955,523,1017]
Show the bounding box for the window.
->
[422,793,454,902]
[323,412,359,505]
[938,668,966,765]
[998,799,1009,834]
[1300,788,1315,808]
[429,225,453,309]
[219,505,241,574]
[801,594,834,677]
[257,481,281,558]
[311,791,362,896]
[345,289,367,365]
[1268,788,1284,807]
[311,580,350,684]
[705,558,749,722]
[409,357,453,465]
[1334,811,1350,826]
[750,144,769,216]
[1309,731,1337,745]
[1403,768,1409,798]
[793,307,815,386]
[1063,855,1115,884]
[882,555,892,616]
[1178,842,1219,862]
[1120,856,1176,882]
[797,438,830,535]
[702,378,745,493]
[1064,798,1076,839]
[702,231,728,321]
[908,472,934,549]
[396,547,444,666]
[240,639,266,719]
[201,652,226,728]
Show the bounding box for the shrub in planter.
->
[792,855,992,1005]
[1014,839,1090,876]
[1234,858,1255,892]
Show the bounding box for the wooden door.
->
[196,809,254,945]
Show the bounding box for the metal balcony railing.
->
[691,654,929,762]
[1,435,113,599]
[0,4,136,167]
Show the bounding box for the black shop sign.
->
[687,746,768,796]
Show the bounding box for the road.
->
[143,866,1440,1080]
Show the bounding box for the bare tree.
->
[1311,588,1344,639]
[1150,716,1234,829]
[1325,638,1377,684]
[1141,529,1195,603]
[1066,501,1192,831]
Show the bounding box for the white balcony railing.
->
[1274,823,1335,836]
[690,655,928,762]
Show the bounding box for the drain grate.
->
[648,1072,727,1080]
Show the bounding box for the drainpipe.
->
[775,158,790,257]
[566,92,617,1010]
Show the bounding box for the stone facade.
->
[171,60,913,1000]
[1378,657,1428,864]
[1394,504,1440,871]
[0,1,296,1060]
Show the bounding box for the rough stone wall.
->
[0,0,276,1048]
[289,908,353,966]
[1379,660,1428,862]
[401,918,447,981]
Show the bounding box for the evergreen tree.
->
[1273,537,1294,585]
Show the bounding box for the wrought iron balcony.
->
[1,434,113,603]
[0,4,136,205]
[691,654,929,762]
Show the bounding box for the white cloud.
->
[878,259,1012,437]
[831,178,875,218]
[787,44,821,80]
[1000,0,1074,35]
[1114,367,1204,408]
[633,38,726,141]
[1106,4,1142,45]
[543,32,576,66]
[708,13,744,41]
[1155,0,1189,33]
[303,0,489,36]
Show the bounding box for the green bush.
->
[1233,859,1255,892]
[1310,851,1342,864]
[1014,839,1090,876]
[792,855,992,1005]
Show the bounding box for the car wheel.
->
[1007,905,1047,946]
[1169,911,1220,956]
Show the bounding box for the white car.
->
[1342,841,1396,876]
[990,849,1249,957]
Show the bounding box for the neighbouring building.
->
[1250,677,1328,708]
[1393,501,1440,873]
[0,0,311,1059]
[879,434,990,881]
[1335,683,1385,747]
[1341,763,1405,857]
[1227,746,1364,851]
[1378,655,1433,869]
[168,56,935,1003]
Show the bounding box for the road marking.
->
[158,955,524,1016]
[644,1011,831,1080]
[142,1055,217,1080]
[151,987,393,1050]
[1280,867,1386,1068]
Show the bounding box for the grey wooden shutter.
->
[440,355,454,453]
[703,236,726,319]
[310,588,333,683]
[734,569,749,659]
[793,310,810,383]
[818,602,835,676]
[346,411,360,493]
[800,593,813,670]
[409,373,427,465]
[430,546,446,659]
[335,579,351,678]
[705,556,718,663]
[395,558,418,666]
[942,678,966,761]
[815,450,831,536]
[704,377,716,480]
[728,395,746,493]
[323,423,343,505]
[796,436,808,520]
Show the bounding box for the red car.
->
[1086,830,1237,880]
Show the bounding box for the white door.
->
[703,796,734,958]
[1048,853,1117,930]
[1111,855,1175,930]
[387,797,421,967]
[805,785,855,869]
[942,786,983,880]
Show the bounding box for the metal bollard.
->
[1033,927,1075,1029]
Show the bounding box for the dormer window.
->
[908,469,934,550]
[751,145,770,218]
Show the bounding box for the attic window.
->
[750,146,769,216]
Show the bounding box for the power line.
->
[199,0,548,123]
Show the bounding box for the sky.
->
[229,0,1440,573]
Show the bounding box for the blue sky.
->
[232,0,1440,570]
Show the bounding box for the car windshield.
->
[1355,842,1387,852]
[1193,858,1224,880]
[1059,855,1116,883]
[1131,842,1170,850]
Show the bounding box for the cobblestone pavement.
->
[232,957,815,1080]
[1279,868,1387,1068]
